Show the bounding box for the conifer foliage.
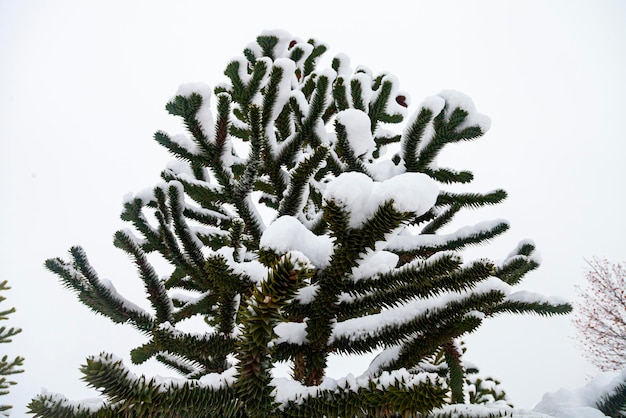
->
[29,30,571,417]
[0,280,24,416]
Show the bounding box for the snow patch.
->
[533,368,626,417]
[174,82,215,142]
[258,29,293,59]
[333,53,351,76]
[170,133,200,155]
[336,108,375,158]
[438,90,491,133]
[268,58,297,123]
[323,171,439,228]
[260,216,334,268]
[331,276,510,344]
[272,369,439,407]
[273,322,308,346]
[506,290,569,306]
[351,251,399,281]
[388,219,509,251]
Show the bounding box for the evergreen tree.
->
[29,30,571,417]
[0,280,24,416]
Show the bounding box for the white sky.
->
[1,0,626,415]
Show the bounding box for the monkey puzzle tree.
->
[0,280,24,416]
[29,30,571,417]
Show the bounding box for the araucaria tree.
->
[0,280,24,416]
[29,30,571,417]
[574,257,626,372]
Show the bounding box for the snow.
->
[267,58,296,123]
[170,289,210,305]
[377,173,439,214]
[295,283,319,304]
[400,96,442,166]
[197,365,238,389]
[169,181,205,252]
[258,29,293,59]
[364,345,402,376]
[122,184,158,205]
[367,158,406,181]
[533,369,626,418]
[174,82,215,142]
[350,72,373,109]
[162,169,223,195]
[228,56,253,84]
[370,74,408,119]
[290,41,314,68]
[313,117,331,146]
[420,95,447,116]
[336,108,375,157]
[505,239,543,264]
[157,321,207,341]
[156,352,203,376]
[36,390,105,413]
[401,92,490,172]
[315,67,338,110]
[290,89,310,117]
[165,159,196,177]
[331,276,511,344]
[118,227,147,247]
[388,219,509,251]
[272,322,308,346]
[432,404,551,417]
[350,250,399,281]
[185,202,230,222]
[214,247,268,284]
[323,171,439,228]
[271,368,440,407]
[170,133,200,155]
[506,290,570,306]
[98,277,152,319]
[260,215,334,268]
[81,352,236,394]
[245,194,267,232]
[333,52,351,76]
[438,90,491,133]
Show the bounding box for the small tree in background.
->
[574,257,626,372]
[0,280,24,416]
[29,30,571,417]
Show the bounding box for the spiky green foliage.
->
[0,280,24,416]
[29,353,241,418]
[596,381,626,418]
[419,340,511,410]
[466,376,510,407]
[31,30,571,417]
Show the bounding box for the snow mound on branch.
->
[336,108,375,157]
[174,82,215,143]
[438,90,491,133]
[323,171,439,228]
[506,290,570,306]
[268,58,296,123]
[271,369,439,407]
[260,216,334,268]
[350,250,399,281]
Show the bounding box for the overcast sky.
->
[2,1,626,415]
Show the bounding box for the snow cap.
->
[323,172,439,228]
